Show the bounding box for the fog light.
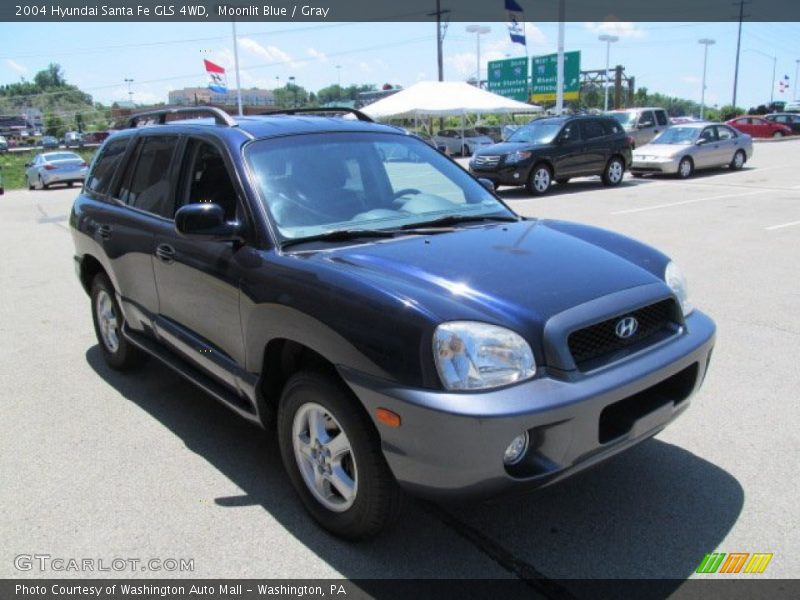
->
[503,432,529,465]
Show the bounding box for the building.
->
[168,87,275,107]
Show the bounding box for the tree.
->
[34,63,66,89]
[44,114,66,138]
[273,83,309,108]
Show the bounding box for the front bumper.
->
[341,310,715,500]
[630,157,680,174]
[469,162,531,187]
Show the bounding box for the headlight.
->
[665,261,693,316]
[433,321,536,391]
[504,150,532,165]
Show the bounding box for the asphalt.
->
[1,139,798,590]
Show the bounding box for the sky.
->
[0,20,798,114]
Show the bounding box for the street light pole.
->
[598,34,619,111]
[124,78,134,104]
[698,39,715,120]
[289,76,297,107]
[465,25,491,87]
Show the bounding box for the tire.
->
[461,144,471,157]
[677,157,694,179]
[278,370,403,540]
[730,150,746,171]
[602,156,625,186]
[773,131,784,139]
[38,176,48,190]
[555,178,570,185]
[526,163,552,195]
[28,176,34,191]
[90,273,147,371]
[67,182,74,188]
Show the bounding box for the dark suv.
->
[468,115,633,194]
[71,107,715,540]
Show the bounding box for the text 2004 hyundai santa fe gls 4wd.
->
[71,107,716,539]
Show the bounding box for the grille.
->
[473,155,502,168]
[568,299,678,368]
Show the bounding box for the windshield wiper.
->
[281,228,397,249]
[399,213,520,230]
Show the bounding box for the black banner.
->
[2,0,800,22]
[3,579,800,600]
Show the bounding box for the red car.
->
[726,116,793,138]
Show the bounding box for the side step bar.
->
[124,326,262,426]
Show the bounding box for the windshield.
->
[609,112,635,126]
[245,132,514,241]
[507,121,563,144]
[650,127,699,145]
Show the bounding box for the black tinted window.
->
[655,111,669,126]
[181,140,238,221]
[581,120,606,140]
[85,138,129,196]
[119,136,179,218]
[601,120,623,135]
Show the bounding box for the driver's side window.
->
[560,122,580,142]
[638,112,655,127]
[180,140,239,221]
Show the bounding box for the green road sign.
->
[531,51,581,103]
[487,57,529,102]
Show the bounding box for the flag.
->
[506,0,526,46]
[204,59,227,94]
[785,75,790,80]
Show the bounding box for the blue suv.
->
[71,107,716,539]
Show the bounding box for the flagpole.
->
[556,1,565,115]
[232,21,243,116]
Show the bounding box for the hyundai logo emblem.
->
[615,316,639,339]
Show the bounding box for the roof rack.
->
[127,106,237,129]
[258,107,374,123]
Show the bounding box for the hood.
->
[633,143,688,158]
[474,141,551,156]
[311,220,664,333]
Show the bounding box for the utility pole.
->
[124,78,134,104]
[555,0,565,115]
[732,0,750,108]
[699,39,715,119]
[466,25,491,86]
[430,0,450,82]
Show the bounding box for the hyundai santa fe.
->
[70,107,716,539]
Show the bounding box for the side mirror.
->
[695,138,707,145]
[477,178,495,193]
[175,203,242,242]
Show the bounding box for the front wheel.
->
[773,131,784,139]
[278,371,403,540]
[526,164,552,195]
[677,157,694,179]
[90,273,147,370]
[602,157,625,186]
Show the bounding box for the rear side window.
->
[638,111,656,127]
[581,120,606,140]
[715,126,736,140]
[655,110,668,126]
[85,138,129,197]
[118,136,179,219]
[600,119,622,135]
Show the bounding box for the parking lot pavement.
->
[1,139,798,588]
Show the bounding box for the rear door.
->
[577,119,608,175]
[713,125,738,166]
[694,126,719,168]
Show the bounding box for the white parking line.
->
[611,190,765,215]
[766,220,800,231]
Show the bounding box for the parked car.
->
[65,131,84,148]
[606,107,670,147]
[764,113,800,135]
[433,128,494,156]
[0,135,8,153]
[474,125,504,143]
[784,101,800,113]
[631,123,753,178]
[726,116,792,138]
[71,106,715,540]
[40,136,59,149]
[409,130,447,152]
[25,151,89,190]
[469,115,633,194]
[83,131,111,145]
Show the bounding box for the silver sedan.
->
[25,151,89,190]
[631,123,753,179]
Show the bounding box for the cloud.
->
[306,47,328,62]
[583,21,646,39]
[238,37,299,68]
[6,59,27,75]
[447,24,549,78]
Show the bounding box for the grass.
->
[0,147,98,191]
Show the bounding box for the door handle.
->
[97,225,112,240]
[155,244,176,263]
